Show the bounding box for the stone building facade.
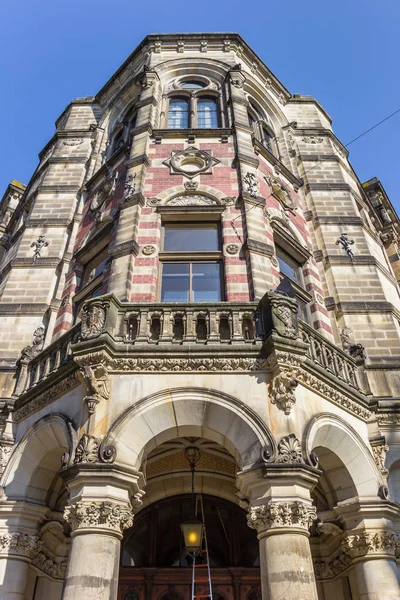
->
[0,33,399,600]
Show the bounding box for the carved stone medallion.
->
[81,304,106,340]
[164,147,220,179]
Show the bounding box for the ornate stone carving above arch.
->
[146,184,236,209]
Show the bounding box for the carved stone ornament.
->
[164,147,219,179]
[81,303,106,340]
[74,434,99,464]
[90,167,119,212]
[31,235,49,263]
[314,552,352,580]
[184,180,199,191]
[336,232,355,261]
[226,244,239,255]
[0,445,12,477]
[243,172,258,198]
[276,434,304,464]
[301,136,323,145]
[64,501,133,534]
[123,173,136,201]
[78,364,111,415]
[371,443,389,479]
[247,501,317,533]
[270,372,298,415]
[62,138,84,146]
[338,327,366,361]
[32,549,67,579]
[142,245,156,255]
[270,256,279,268]
[19,326,46,362]
[264,174,296,212]
[341,531,399,559]
[168,195,218,206]
[0,532,40,558]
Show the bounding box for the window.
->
[167,95,220,129]
[276,246,309,322]
[74,247,108,320]
[180,80,205,89]
[160,223,223,302]
[197,97,219,128]
[168,97,189,129]
[248,105,277,156]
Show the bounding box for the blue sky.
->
[1,0,399,210]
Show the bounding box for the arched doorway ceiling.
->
[104,387,275,471]
[305,414,381,499]
[2,413,76,503]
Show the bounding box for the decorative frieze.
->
[341,531,398,559]
[32,549,68,580]
[247,501,317,533]
[314,552,352,580]
[0,532,40,558]
[64,501,133,534]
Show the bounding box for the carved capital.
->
[64,501,133,536]
[247,501,317,534]
[341,531,399,559]
[0,444,13,477]
[0,532,41,558]
[314,551,352,580]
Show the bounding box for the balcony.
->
[18,295,361,400]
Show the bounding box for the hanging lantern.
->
[181,519,204,556]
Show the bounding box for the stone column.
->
[341,531,400,600]
[0,531,40,600]
[238,464,320,600]
[0,502,46,600]
[61,463,145,600]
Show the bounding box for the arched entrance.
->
[117,434,261,600]
[118,495,260,600]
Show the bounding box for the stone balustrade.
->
[18,296,361,397]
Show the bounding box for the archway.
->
[118,434,261,600]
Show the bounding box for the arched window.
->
[168,97,189,129]
[248,105,277,156]
[197,97,219,128]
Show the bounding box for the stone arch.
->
[103,387,274,471]
[2,413,76,504]
[244,78,288,131]
[304,413,382,501]
[152,184,233,206]
[155,57,229,89]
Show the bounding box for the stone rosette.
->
[247,501,317,534]
[64,501,133,535]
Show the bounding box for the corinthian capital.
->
[64,500,133,535]
[0,532,41,558]
[247,500,317,534]
[341,531,399,559]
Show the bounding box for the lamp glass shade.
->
[181,520,204,555]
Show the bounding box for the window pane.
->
[161,263,190,302]
[168,98,189,129]
[192,263,222,302]
[197,98,218,128]
[276,248,300,283]
[164,225,219,251]
[262,127,274,153]
[181,81,205,89]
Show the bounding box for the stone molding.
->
[314,552,352,580]
[247,501,317,534]
[64,501,133,535]
[0,532,40,558]
[341,531,399,559]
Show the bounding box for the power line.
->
[231,106,400,225]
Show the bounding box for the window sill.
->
[159,251,222,261]
[152,128,232,140]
